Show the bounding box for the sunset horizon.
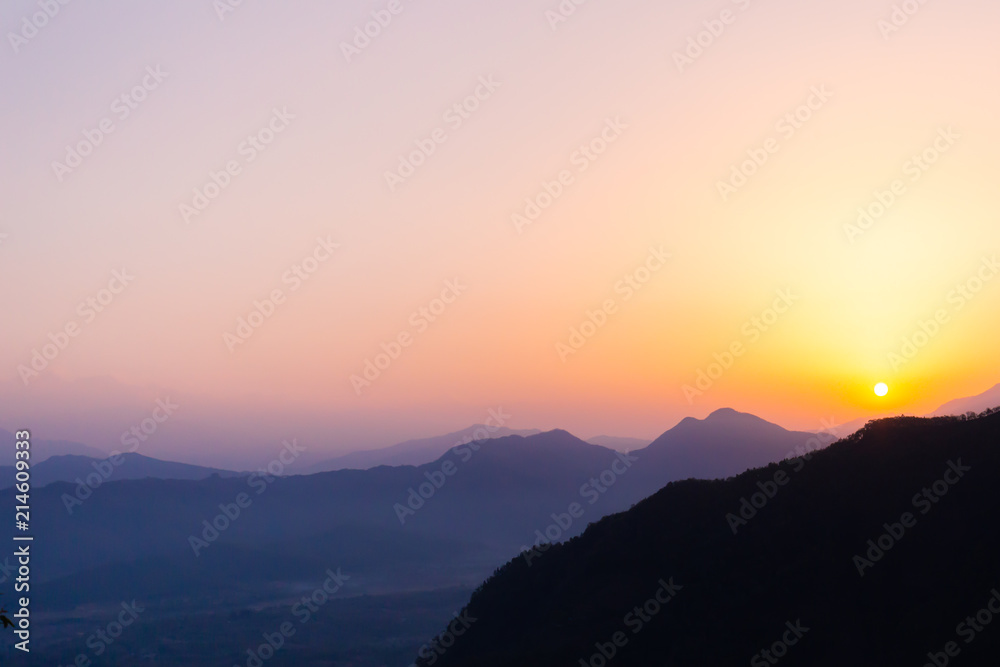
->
[2,1,999,664]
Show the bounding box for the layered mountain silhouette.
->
[415,410,1000,666]
[626,407,832,495]
[0,428,107,462]
[6,403,994,665]
[0,452,240,490]
[1,430,625,586]
[304,424,542,472]
[0,409,824,606]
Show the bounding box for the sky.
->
[1,0,998,467]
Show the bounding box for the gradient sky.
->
[1,0,998,467]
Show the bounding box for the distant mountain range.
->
[0,428,107,462]
[0,452,240,490]
[932,382,1000,416]
[0,408,824,607]
[418,409,1000,666]
[5,381,996,477]
[303,424,542,473]
[8,399,997,664]
[0,409,812,502]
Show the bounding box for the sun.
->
[874,382,889,397]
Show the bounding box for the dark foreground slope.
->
[418,411,1000,667]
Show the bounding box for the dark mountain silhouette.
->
[6,406,979,664]
[415,409,1000,667]
[0,412,831,592]
[622,407,833,502]
[304,424,541,472]
[0,428,107,462]
[0,452,240,489]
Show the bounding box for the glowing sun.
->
[874,382,889,397]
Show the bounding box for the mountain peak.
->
[637,408,809,481]
[706,407,742,419]
[700,408,781,429]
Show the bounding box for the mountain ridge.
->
[415,410,1000,666]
